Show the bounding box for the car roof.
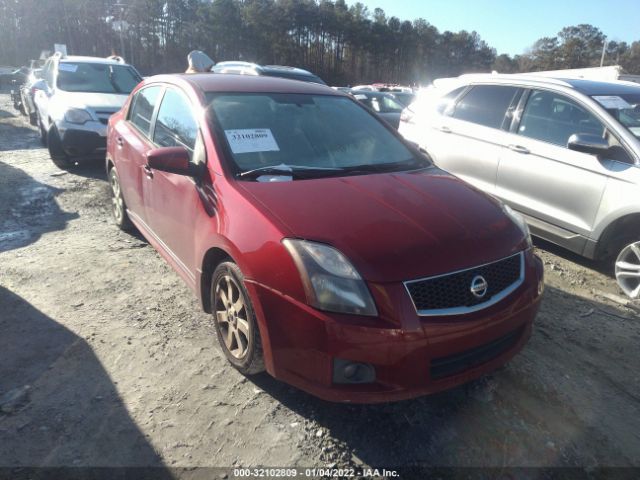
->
[261,65,314,75]
[351,90,394,98]
[455,73,640,96]
[560,78,640,96]
[59,55,130,66]
[148,73,339,95]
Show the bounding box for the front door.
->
[143,87,204,282]
[496,89,609,251]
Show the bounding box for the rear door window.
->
[451,85,520,129]
[128,86,162,138]
[518,90,605,147]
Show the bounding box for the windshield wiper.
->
[238,163,343,179]
[339,157,431,175]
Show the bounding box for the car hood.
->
[238,168,527,282]
[52,91,128,110]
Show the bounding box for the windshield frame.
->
[205,91,430,180]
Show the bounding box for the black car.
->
[350,90,405,129]
[1,66,29,86]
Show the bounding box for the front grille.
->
[430,326,524,379]
[405,252,523,316]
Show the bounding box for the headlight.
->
[64,108,92,124]
[283,239,378,316]
[502,204,532,248]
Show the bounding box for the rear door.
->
[428,84,522,194]
[114,85,163,223]
[496,89,609,249]
[144,87,204,280]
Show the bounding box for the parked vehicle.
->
[212,61,326,85]
[388,91,415,107]
[34,53,142,168]
[10,80,24,113]
[18,69,43,125]
[0,66,29,86]
[106,73,543,402]
[399,74,640,298]
[351,90,405,128]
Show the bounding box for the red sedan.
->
[106,73,544,403]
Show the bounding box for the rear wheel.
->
[614,239,640,298]
[109,167,133,231]
[211,262,265,375]
[47,124,74,169]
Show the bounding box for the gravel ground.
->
[1,91,640,478]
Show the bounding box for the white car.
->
[34,54,142,168]
[399,74,640,298]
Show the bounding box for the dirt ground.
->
[1,91,640,478]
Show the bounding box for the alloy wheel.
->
[615,241,640,298]
[110,171,124,224]
[215,274,250,359]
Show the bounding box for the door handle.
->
[508,144,530,154]
[143,164,153,179]
[438,126,452,133]
[116,137,124,147]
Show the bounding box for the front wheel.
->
[614,240,640,298]
[211,262,265,375]
[47,124,73,169]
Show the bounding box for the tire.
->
[37,113,47,146]
[47,124,74,169]
[613,238,640,299]
[211,262,265,375]
[108,167,133,231]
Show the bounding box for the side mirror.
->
[567,133,609,155]
[146,147,194,176]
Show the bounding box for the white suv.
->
[34,54,142,168]
[399,74,640,298]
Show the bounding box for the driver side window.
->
[518,90,605,147]
[153,88,197,151]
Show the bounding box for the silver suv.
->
[34,54,142,168]
[399,75,640,298]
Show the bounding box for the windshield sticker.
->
[593,95,632,110]
[224,129,280,154]
[58,63,78,73]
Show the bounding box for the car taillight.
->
[400,107,414,124]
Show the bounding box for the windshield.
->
[592,93,640,139]
[206,93,424,179]
[56,63,141,94]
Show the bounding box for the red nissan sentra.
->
[106,73,544,403]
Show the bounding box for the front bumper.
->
[247,250,544,403]
[56,120,107,158]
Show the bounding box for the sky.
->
[349,0,639,56]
